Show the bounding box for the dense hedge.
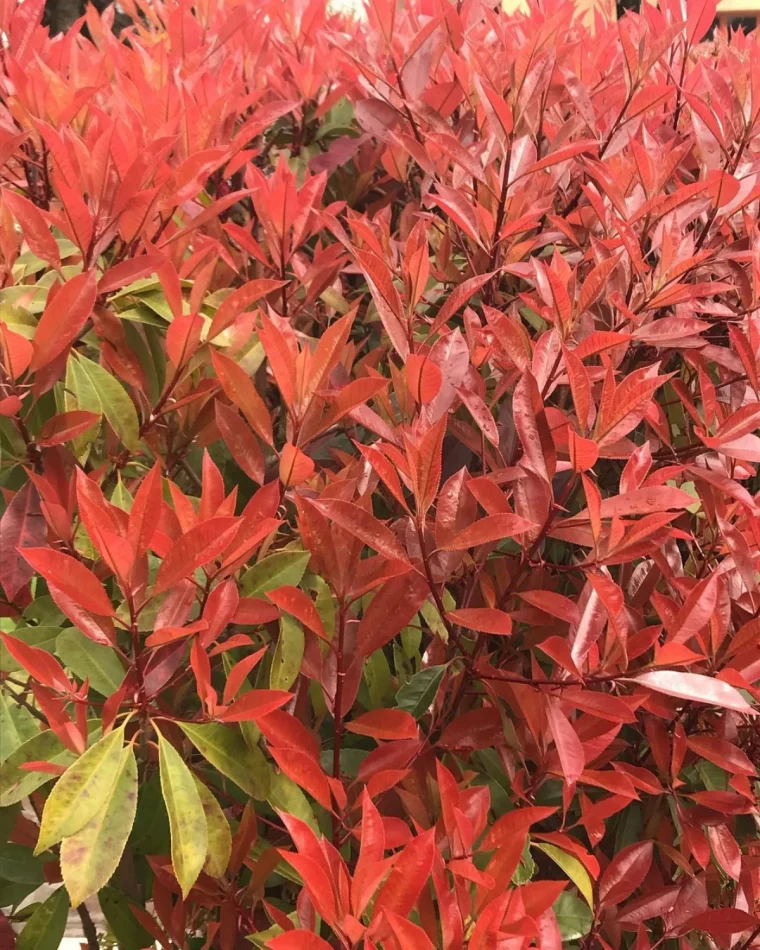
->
[0,0,759,948]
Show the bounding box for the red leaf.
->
[0,483,46,600]
[1,634,70,692]
[598,841,653,906]
[3,190,61,270]
[346,709,418,740]
[371,828,435,930]
[629,672,755,714]
[546,699,584,786]
[21,547,114,616]
[154,518,240,594]
[279,443,315,488]
[219,689,292,722]
[215,402,265,485]
[446,608,512,635]
[211,349,273,446]
[30,271,97,372]
[266,586,327,641]
[438,513,535,550]
[267,933,334,950]
[356,572,429,657]
[312,498,409,564]
[406,353,442,404]
[681,909,759,936]
[37,411,100,447]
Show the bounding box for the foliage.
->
[0,0,759,947]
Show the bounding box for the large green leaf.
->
[36,726,125,853]
[270,614,304,690]
[178,721,271,799]
[56,628,125,696]
[73,353,140,452]
[16,886,70,950]
[158,731,207,897]
[60,745,138,907]
[240,551,311,598]
[0,843,46,887]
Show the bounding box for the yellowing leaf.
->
[534,842,594,907]
[36,726,125,854]
[60,745,138,907]
[194,778,231,878]
[158,731,207,897]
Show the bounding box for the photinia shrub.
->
[0,0,759,947]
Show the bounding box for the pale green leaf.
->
[61,745,138,906]
[74,353,140,452]
[533,842,594,908]
[56,628,125,696]
[240,551,311,598]
[36,726,125,854]
[0,690,38,762]
[553,892,593,940]
[270,614,304,691]
[194,778,231,878]
[158,731,207,898]
[178,722,271,800]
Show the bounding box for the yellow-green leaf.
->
[158,731,207,897]
[35,726,125,854]
[267,771,317,832]
[194,778,231,878]
[240,551,310,598]
[533,842,594,907]
[270,614,304,691]
[74,353,140,452]
[60,745,138,906]
[178,721,270,799]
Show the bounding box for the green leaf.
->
[0,690,39,762]
[158,731,207,898]
[0,731,76,808]
[16,886,70,950]
[395,664,446,719]
[533,842,594,908]
[99,887,154,950]
[269,614,304,691]
[60,745,138,907]
[194,778,231,878]
[64,353,101,455]
[267,771,317,832]
[553,891,593,941]
[73,353,140,452]
[36,726,125,854]
[178,722,271,799]
[56,628,125,696]
[363,649,392,708]
[240,551,311,598]
[0,843,46,886]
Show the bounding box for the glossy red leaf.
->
[20,547,114,616]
